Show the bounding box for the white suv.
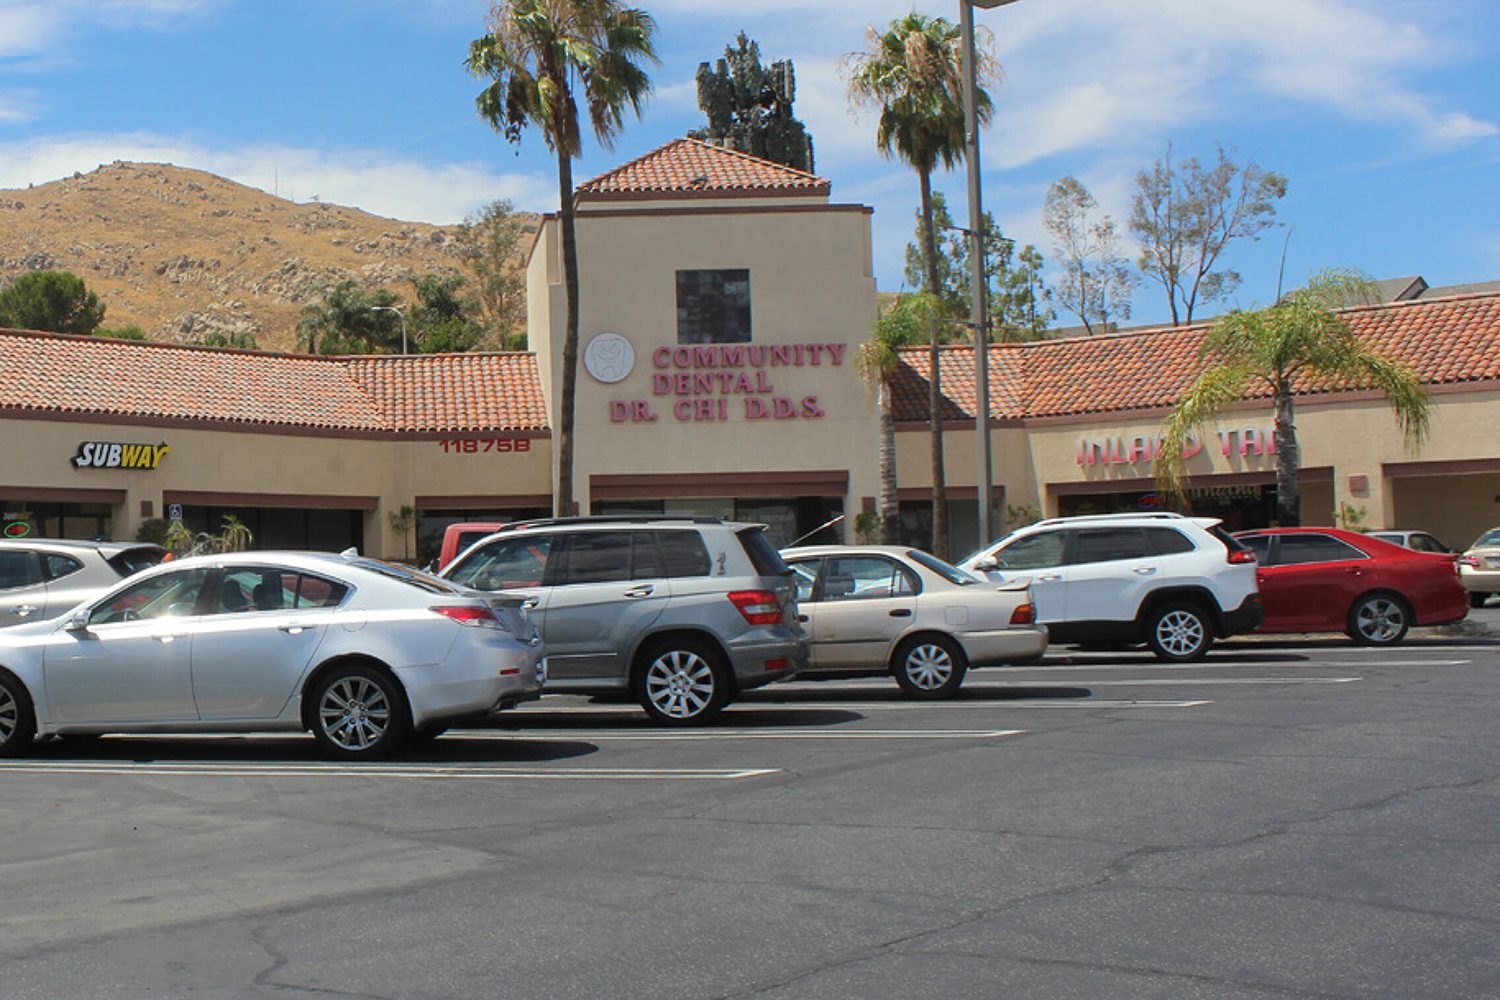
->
[957,513,1263,661]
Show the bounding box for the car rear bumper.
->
[956,626,1049,667]
[1459,567,1500,592]
[395,642,546,728]
[1219,594,1264,636]
[724,634,806,690]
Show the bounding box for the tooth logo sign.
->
[73,442,172,471]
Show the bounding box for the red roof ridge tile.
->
[575,136,830,198]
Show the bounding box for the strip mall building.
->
[4,139,1499,563]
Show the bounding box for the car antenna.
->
[789,514,845,548]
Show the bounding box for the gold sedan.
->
[781,545,1048,698]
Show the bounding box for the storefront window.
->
[676,269,751,344]
[177,506,363,554]
[590,496,841,549]
[1,501,112,541]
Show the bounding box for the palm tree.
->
[1156,269,1431,526]
[856,294,940,544]
[467,1,657,517]
[846,12,995,558]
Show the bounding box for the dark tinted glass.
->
[993,531,1066,570]
[676,269,751,344]
[446,535,553,590]
[1211,525,1252,558]
[1147,527,1197,555]
[294,574,350,608]
[630,531,664,579]
[1275,533,1368,565]
[1071,527,1152,563]
[558,532,632,585]
[1238,534,1272,562]
[738,528,791,576]
[44,553,84,580]
[108,546,166,576]
[351,557,460,595]
[906,549,974,585]
[0,550,39,589]
[655,530,711,578]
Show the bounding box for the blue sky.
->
[1,0,1496,328]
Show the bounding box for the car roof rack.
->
[1031,511,1191,528]
[485,515,726,532]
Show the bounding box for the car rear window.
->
[108,546,167,577]
[1147,527,1197,555]
[1210,526,1252,559]
[352,557,463,595]
[906,549,975,585]
[737,527,791,576]
[655,530,712,578]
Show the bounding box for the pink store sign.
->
[1077,427,1277,466]
[608,342,848,424]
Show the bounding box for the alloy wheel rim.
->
[319,676,391,751]
[645,650,714,719]
[1157,611,1205,657]
[905,644,954,690]
[1357,599,1404,642]
[0,687,16,744]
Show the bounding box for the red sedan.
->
[1234,527,1468,645]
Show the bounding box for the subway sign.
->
[73,441,171,471]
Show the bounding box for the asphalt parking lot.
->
[4,612,1498,999]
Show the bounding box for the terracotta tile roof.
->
[0,329,549,435]
[895,291,1500,423]
[575,137,830,200]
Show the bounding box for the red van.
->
[436,522,507,572]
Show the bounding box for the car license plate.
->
[1487,557,1500,568]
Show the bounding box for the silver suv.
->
[441,516,806,724]
[0,539,166,627]
[957,512,1263,661]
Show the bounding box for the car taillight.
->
[1227,550,1256,564]
[431,605,506,630]
[728,590,783,625]
[1010,602,1035,626]
[1458,555,1480,568]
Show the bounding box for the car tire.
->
[309,664,410,759]
[891,635,968,699]
[0,673,37,757]
[1145,604,1212,662]
[635,639,731,726]
[1347,592,1410,646]
[1470,592,1490,609]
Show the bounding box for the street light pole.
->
[962,0,1019,548]
[370,305,409,355]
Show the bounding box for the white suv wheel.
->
[1147,605,1211,662]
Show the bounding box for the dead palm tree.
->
[1156,269,1431,525]
[845,12,995,557]
[467,0,657,515]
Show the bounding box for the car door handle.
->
[623,586,654,599]
[14,604,39,618]
[278,623,311,635]
[1036,573,1062,582]
[153,633,186,643]
[888,608,912,618]
[797,613,810,623]
[1133,566,1157,576]
[522,597,540,609]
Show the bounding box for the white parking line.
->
[1006,660,1467,671]
[0,761,781,781]
[521,700,1211,713]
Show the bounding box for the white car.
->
[957,512,1263,661]
[781,545,1047,697]
[0,552,543,758]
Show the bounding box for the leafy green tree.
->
[467,0,658,517]
[0,270,106,334]
[1156,270,1430,526]
[690,32,814,173]
[411,273,485,353]
[1130,143,1288,325]
[845,11,996,558]
[296,280,401,355]
[96,325,148,341]
[904,192,1053,342]
[192,330,259,350]
[455,199,529,350]
[1043,176,1136,335]
[856,293,939,544]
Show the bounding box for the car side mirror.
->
[974,557,999,572]
[66,611,93,633]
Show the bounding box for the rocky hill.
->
[0,161,509,351]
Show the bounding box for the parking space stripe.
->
[0,762,781,780]
[1002,660,1466,671]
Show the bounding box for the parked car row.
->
[0,514,1483,760]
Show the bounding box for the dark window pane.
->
[294,574,349,608]
[559,532,632,585]
[1239,534,1272,562]
[90,569,210,624]
[738,527,790,576]
[630,531,664,580]
[993,531,1066,570]
[1276,534,1368,565]
[655,530,711,578]
[447,535,553,590]
[0,551,39,589]
[676,269,751,344]
[1147,528,1197,555]
[44,554,84,581]
[1071,528,1152,564]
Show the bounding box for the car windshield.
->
[905,549,976,585]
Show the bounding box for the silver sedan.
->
[0,551,544,758]
[781,545,1048,698]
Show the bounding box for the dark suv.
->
[441,516,806,724]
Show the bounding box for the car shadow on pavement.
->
[740,684,1095,703]
[487,705,867,730]
[26,734,600,764]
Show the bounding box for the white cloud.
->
[0,134,556,223]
